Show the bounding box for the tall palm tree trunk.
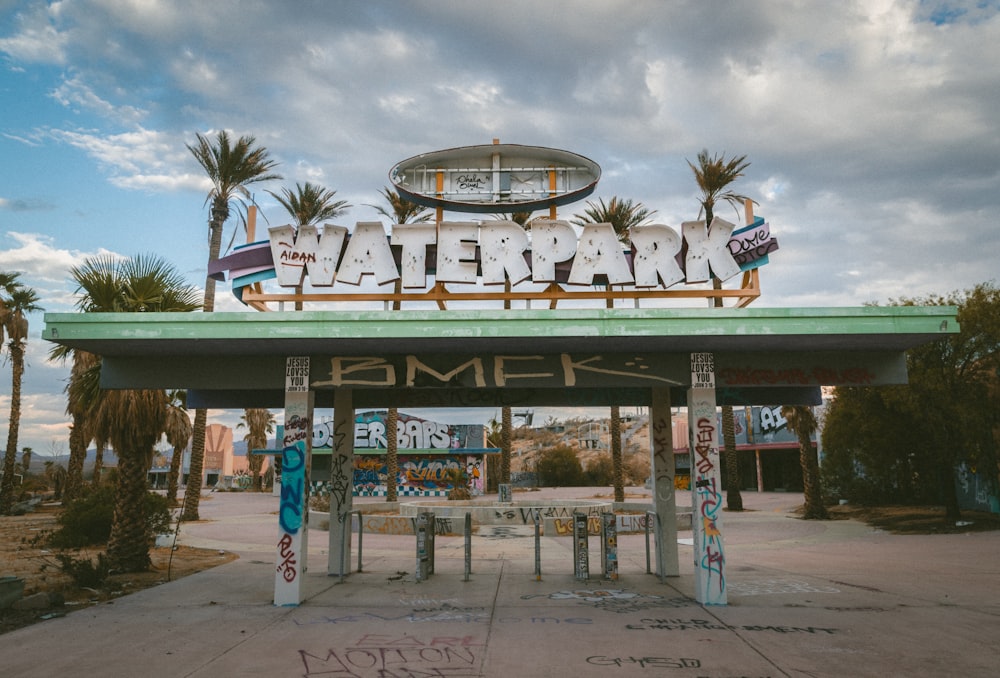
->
[0,342,25,513]
[248,453,264,492]
[92,442,105,485]
[167,443,183,505]
[202,215,225,313]
[63,414,87,502]
[797,423,827,519]
[183,211,225,520]
[721,404,743,510]
[107,449,153,572]
[501,406,512,484]
[386,408,398,502]
[182,408,207,520]
[611,405,624,502]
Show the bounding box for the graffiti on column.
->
[330,413,353,521]
[277,358,310,600]
[277,415,308,585]
[694,417,723,586]
[691,392,725,603]
[689,352,725,604]
[651,414,674,504]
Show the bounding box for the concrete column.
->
[328,388,354,576]
[650,387,679,576]
[275,357,313,606]
[689,352,726,605]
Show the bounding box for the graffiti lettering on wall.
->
[314,353,682,389]
[299,633,483,677]
[352,455,467,495]
[308,411,485,451]
[551,514,651,535]
[553,516,602,536]
[955,462,999,513]
[759,405,787,434]
[492,505,601,525]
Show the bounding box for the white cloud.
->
[47,125,201,192]
[0,231,119,285]
[50,75,147,127]
[0,2,68,64]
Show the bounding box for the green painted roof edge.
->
[43,306,960,342]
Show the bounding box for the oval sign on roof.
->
[389,143,601,214]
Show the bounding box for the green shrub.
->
[584,454,614,485]
[446,467,471,500]
[51,483,172,548]
[56,552,111,588]
[537,446,585,487]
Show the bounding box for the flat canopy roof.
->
[42,306,958,409]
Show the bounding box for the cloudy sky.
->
[2,1,998,456]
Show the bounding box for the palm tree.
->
[44,460,68,500]
[781,405,829,520]
[571,197,655,242]
[20,447,32,475]
[270,181,351,227]
[367,187,433,224]
[572,197,655,502]
[185,130,281,521]
[164,390,192,506]
[1,273,43,514]
[501,405,512,485]
[92,431,107,486]
[50,345,97,501]
[269,181,352,310]
[689,149,756,512]
[238,408,275,492]
[385,407,398,502]
[69,253,201,571]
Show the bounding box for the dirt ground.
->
[825,502,1000,534]
[0,504,237,635]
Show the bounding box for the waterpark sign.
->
[267,216,776,290]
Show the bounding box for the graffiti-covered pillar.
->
[275,356,313,606]
[650,387,679,576]
[689,352,726,605]
[328,388,354,576]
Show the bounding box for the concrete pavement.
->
[1,489,998,677]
